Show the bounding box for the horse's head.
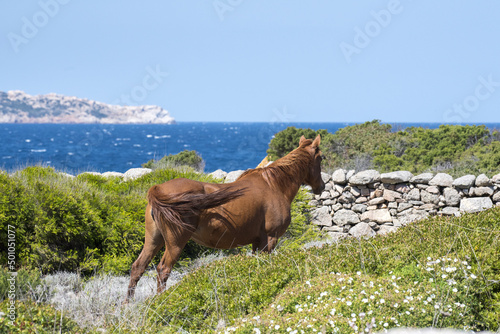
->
[300,135,325,195]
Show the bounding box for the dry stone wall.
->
[311,170,500,240]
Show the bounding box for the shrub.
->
[142,150,205,171]
[266,127,333,161]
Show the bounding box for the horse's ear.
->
[312,135,321,148]
[299,135,307,146]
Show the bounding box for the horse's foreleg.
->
[253,234,279,253]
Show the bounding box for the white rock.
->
[380,171,413,184]
[452,175,476,188]
[321,172,331,183]
[429,173,453,187]
[410,173,434,184]
[209,169,227,180]
[460,197,493,213]
[349,170,380,185]
[360,209,392,223]
[311,206,332,227]
[443,187,460,206]
[397,208,429,225]
[331,169,347,184]
[332,209,360,226]
[470,186,494,197]
[492,173,500,183]
[224,170,245,183]
[349,222,376,239]
[123,168,152,181]
[102,171,123,178]
[475,173,492,186]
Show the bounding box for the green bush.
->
[0,166,223,275]
[0,299,84,333]
[142,150,205,171]
[269,121,500,175]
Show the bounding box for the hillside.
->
[0,90,175,124]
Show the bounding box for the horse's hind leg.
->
[156,226,193,294]
[126,209,164,302]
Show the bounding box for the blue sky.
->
[1,1,499,123]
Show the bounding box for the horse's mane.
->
[238,139,313,190]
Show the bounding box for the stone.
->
[355,197,368,204]
[475,173,492,187]
[342,203,352,209]
[409,200,424,206]
[345,170,355,180]
[368,197,386,206]
[331,169,347,184]
[410,173,434,184]
[460,197,493,213]
[426,186,440,194]
[123,168,152,181]
[378,225,398,235]
[311,206,332,227]
[338,192,354,204]
[394,183,411,193]
[349,222,376,239]
[324,183,333,191]
[349,186,360,197]
[352,204,368,213]
[452,174,476,188]
[360,187,370,197]
[470,186,494,197]
[420,203,437,211]
[331,203,343,212]
[334,185,344,193]
[383,189,402,202]
[429,173,454,187]
[323,199,336,206]
[333,209,360,226]
[389,208,398,216]
[440,206,460,216]
[349,170,381,185]
[324,225,344,232]
[380,171,413,184]
[360,209,392,224]
[492,173,500,184]
[224,170,245,183]
[493,191,500,202]
[308,200,320,207]
[329,190,341,198]
[397,208,429,225]
[102,171,124,178]
[388,202,398,209]
[443,187,461,206]
[320,191,331,200]
[209,169,227,180]
[405,188,420,201]
[321,172,331,183]
[420,190,440,204]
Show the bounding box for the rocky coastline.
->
[71,167,500,241]
[0,90,175,124]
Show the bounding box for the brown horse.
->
[125,135,325,301]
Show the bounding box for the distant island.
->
[0,90,175,124]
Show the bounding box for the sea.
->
[2,122,500,174]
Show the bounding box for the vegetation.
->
[142,150,205,171]
[269,121,500,177]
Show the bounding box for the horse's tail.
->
[147,185,246,231]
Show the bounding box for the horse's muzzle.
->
[312,182,325,195]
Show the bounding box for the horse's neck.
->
[267,160,308,203]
